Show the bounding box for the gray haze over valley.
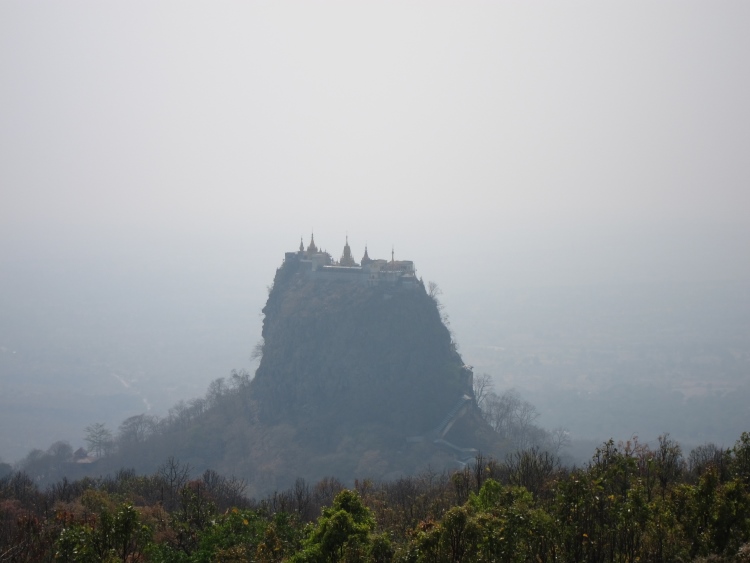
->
[1,2,749,464]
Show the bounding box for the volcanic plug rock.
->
[29,238,502,497]
[249,241,484,451]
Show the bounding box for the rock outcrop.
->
[252,255,471,432]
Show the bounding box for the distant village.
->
[285,234,419,287]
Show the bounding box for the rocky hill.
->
[233,246,502,489]
[252,252,470,434]
[35,242,503,496]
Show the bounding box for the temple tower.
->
[361,245,372,266]
[340,236,357,267]
[307,233,318,254]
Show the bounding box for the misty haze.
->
[1,2,749,559]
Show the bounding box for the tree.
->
[505,447,559,498]
[251,340,265,362]
[688,442,729,482]
[549,426,571,454]
[230,368,253,389]
[47,440,73,463]
[313,476,345,513]
[730,431,750,485]
[427,281,443,301]
[472,373,493,411]
[201,469,248,512]
[655,433,684,500]
[117,414,158,447]
[55,502,153,562]
[292,478,313,520]
[206,377,227,407]
[439,505,478,563]
[84,423,113,458]
[469,480,555,562]
[481,389,549,450]
[294,489,375,563]
[157,456,191,509]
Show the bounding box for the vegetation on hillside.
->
[1,432,749,561]
[8,259,746,560]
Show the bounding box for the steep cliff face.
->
[250,256,472,438]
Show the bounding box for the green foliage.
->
[731,431,750,485]
[368,533,394,563]
[146,506,303,562]
[55,503,152,562]
[3,435,750,562]
[469,480,554,563]
[294,489,376,563]
[672,465,750,559]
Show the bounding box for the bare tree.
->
[187,398,207,418]
[481,389,552,451]
[230,368,252,389]
[655,433,684,499]
[251,340,265,363]
[312,476,344,511]
[206,377,227,407]
[472,373,494,411]
[473,451,486,493]
[483,389,538,435]
[85,422,113,458]
[158,456,192,509]
[505,447,559,498]
[201,469,248,511]
[427,281,454,336]
[293,478,313,520]
[688,442,729,482]
[47,441,73,462]
[427,281,443,301]
[117,414,158,447]
[548,426,571,454]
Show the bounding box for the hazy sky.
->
[3,1,749,290]
[1,2,750,457]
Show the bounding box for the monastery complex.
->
[284,234,419,288]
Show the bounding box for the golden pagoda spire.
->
[307,232,317,254]
[340,234,356,266]
[361,244,371,265]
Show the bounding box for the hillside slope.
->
[48,250,502,496]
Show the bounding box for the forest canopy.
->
[1,432,749,561]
